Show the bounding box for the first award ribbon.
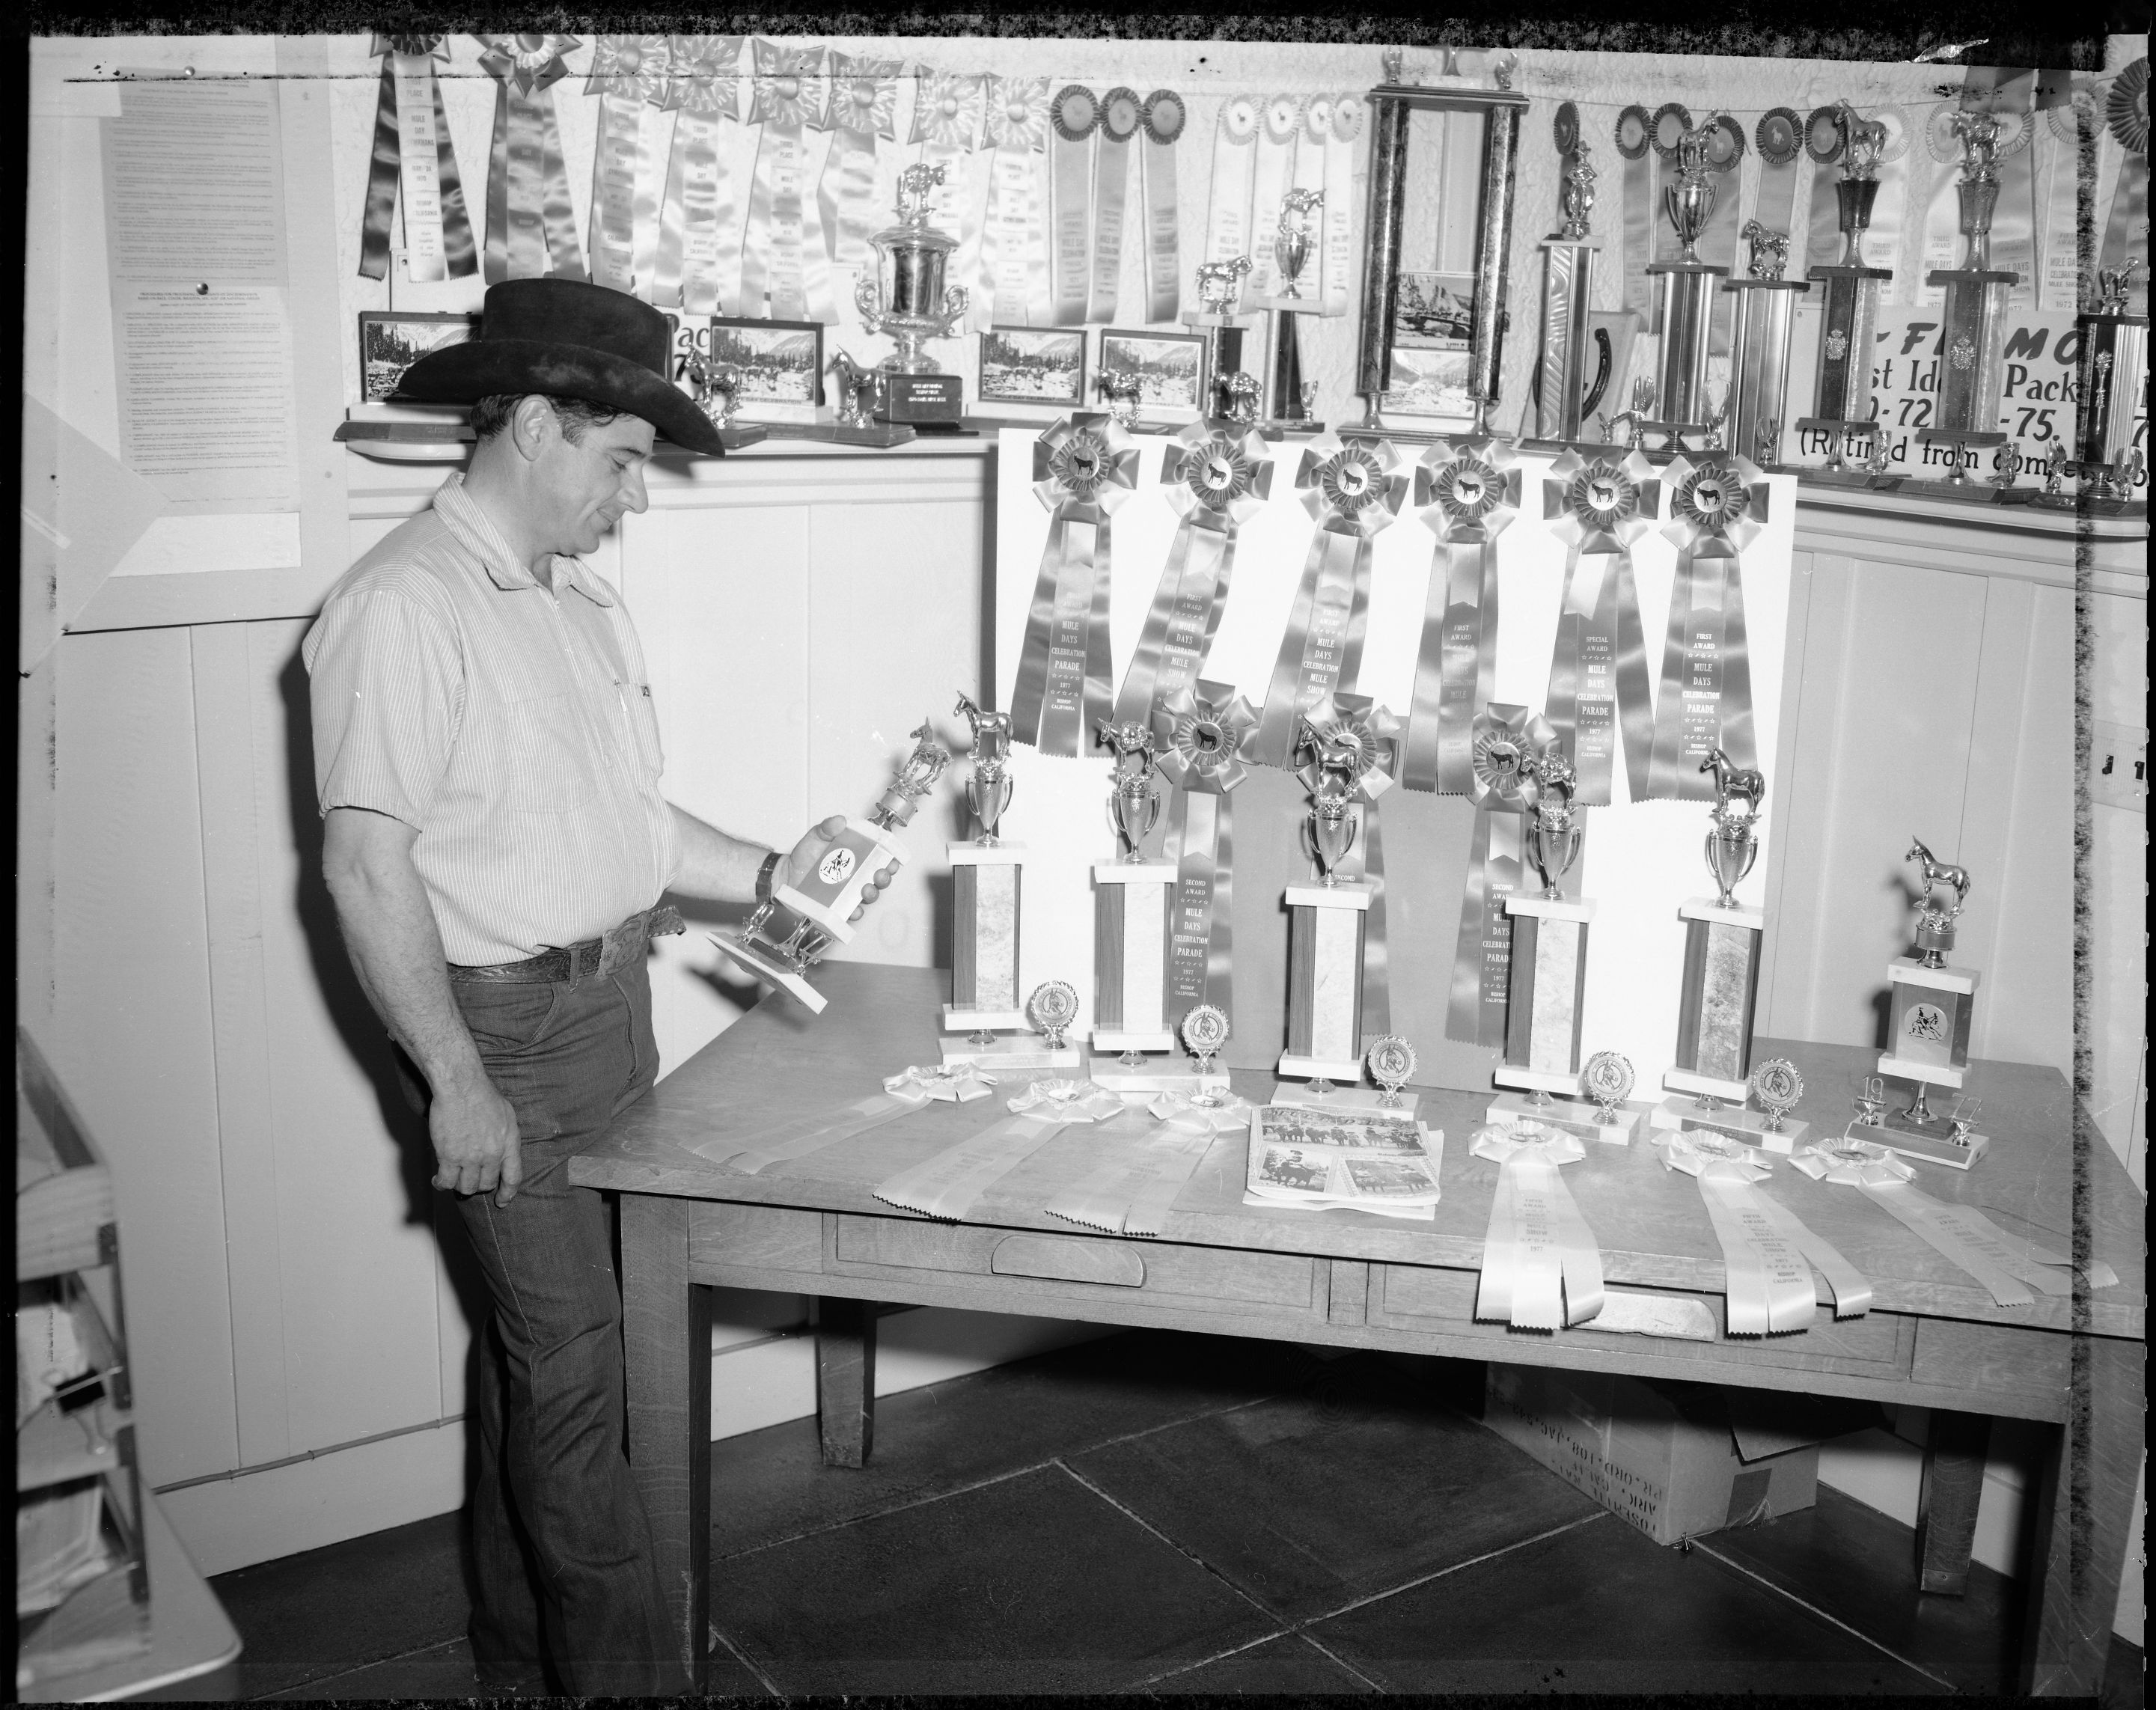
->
[1252,434,1408,769]
[740,40,829,323]
[584,35,672,300]
[1299,692,1404,1042]
[653,35,745,315]
[1405,436,1519,794]
[1447,705,1557,1045]
[360,35,477,284]
[1471,1124,1605,1331]
[1542,448,1658,806]
[1011,415,1142,757]
[1646,454,1766,800]
[1155,683,1259,1022]
[477,34,586,283]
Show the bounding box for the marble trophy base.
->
[1269,1077,1420,1118]
[1280,881,1373,1104]
[1090,1049,1231,1096]
[940,1033,1082,1072]
[1671,898,1764,1093]
[708,932,826,1015]
[1858,1112,1992,1171]
[1498,894,1594,1087]
[1487,1089,1642,1146]
[1651,1092,1810,1155]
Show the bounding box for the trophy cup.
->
[940,693,1031,1065]
[710,723,950,1016]
[1722,220,1810,468]
[683,351,769,450]
[1189,256,1256,421]
[1638,122,1730,449]
[2042,262,2149,513]
[1265,189,1326,431]
[856,163,968,427]
[1087,721,1185,1090]
[1872,838,1990,1167]
[1274,718,1382,1108]
[1534,105,1603,446]
[1795,106,1895,485]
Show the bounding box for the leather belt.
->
[449,904,686,985]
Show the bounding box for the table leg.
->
[1916,1409,1991,1595]
[816,1297,878,1468]
[2024,1334,2146,1694]
[620,1194,712,1693]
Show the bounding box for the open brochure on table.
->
[1242,1105,1445,1220]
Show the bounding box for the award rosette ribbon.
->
[1750,107,1804,261]
[1447,705,1560,1045]
[1614,103,1655,317]
[1658,1132,1872,1327]
[1252,435,1408,768]
[653,35,745,314]
[1469,1123,1605,1330]
[477,35,587,283]
[1541,448,1658,807]
[1011,415,1142,756]
[1646,454,1766,801]
[700,1062,997,1173]
[980,76,1051,327]
[2101,59,2149,278]
[740,40,830,323]
[1089,88,1146,323]
[1801,104,1849,279]
[1204,95,1261,271]
[1153,681,1258,1020]
[910,68,988,320]
[1140,91,1188,322]
[1406,436,1520,795]
[360,35,477,284]
[1298,691,1404,1040]
[819,53,903,306]
[584,35,672,300]
[1322,95,1362,318]
[1114,421,1274,731]
[1048,85,1100,326]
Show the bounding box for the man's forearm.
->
[327,855,489,1095]
[667,803,775,905]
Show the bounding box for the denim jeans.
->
[447,953,687,1697]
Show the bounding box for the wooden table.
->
[571,963,2143,1695]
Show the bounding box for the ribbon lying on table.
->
[1646,454,1765,800]
[360,35,477,284]
[740,40,828,323]
[1322,95,1361,318]
[1405,436,1518,794]
[980,76,1050,327]
[709,1063,997,1173]
[1140,91,1186,322]
[1793,1140,2119,1308]
[1155,682,1258,1022]
[911,67,986,324]
[1048,85,1099,326]
[1252,434,1408,767]
[477,35,586,283]
[1046,1107,1227,1236]
[1542,448,1658,806]
[654,35,745,314]
[874,1078,1126,1221]
[1471,1124,1605,1330]
[1447,705,1557,1045]
[584,35,671,299]
[1614,103,1655,318]
[1299,691,1403,1042]
[1011,415,1141,755]
[1203,95,1260,270]
[819,53,901,309]
[1660,1132,1872,1329]
[1114,421,1274,730]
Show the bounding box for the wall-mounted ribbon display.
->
[360,35,477,284]
[584,35,672,300]
[910,67,986,325]
[1447,705,1557,1045]
[1800,103,1847,280]
[820,53,902,315]
[981,76,1051,327]
[653,35,745,315]
[740,40,828,322]
[1253,434,1407,767]
[1048,85,1099,326]
[1470,1123,1605,1330]
[1405,436,1519,795]
[1646,454,1765,800]
[1542,449,1658,807]
[1140,90,1186,323]
[1298,691,1402,1043]
[1089,87,1145,323]
[1659,1132,1872,1330]
[1204,94,1261,272]
[1154,681,1259,1022]
[1322,94,1362,318]
[1011,414,1141,756]
[477,34,586,283]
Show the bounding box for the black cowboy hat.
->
[397,278,723,457]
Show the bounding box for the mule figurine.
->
[1906,837,1970,918]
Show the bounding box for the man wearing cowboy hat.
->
[304,279,886,1696]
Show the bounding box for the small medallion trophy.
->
[1869,839,1989,1167]
[1638,122,1729,450]
[1087,721,1185,1091]
[1650,750,1809,1149]
[940,694,1030,1064]
[1273,717,1381,1108]
[856,163,969,427]
[1263,189,1326,431]
[1721,220,1809,468]
[710,724,950,1016]
[1795,106,1894,483]
[1534,104,1603,447]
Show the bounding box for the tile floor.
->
[206,1329,2145,1702]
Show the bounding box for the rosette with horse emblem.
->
[1448,705,1563,1045]
[1153,681,1259,1019]
[1408,436,1520,793]
[1647,454,1768,799]
[1010,415,1141,756]
[1540,448,1659,806]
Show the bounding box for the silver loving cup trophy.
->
[955,691,1013,843]
[1274,187,1324,300]
[1701,747,1766,907]
[1298,715,1361,885]
[1522,749,1584,900]
[1664,123,1717,265]
[856,163,970,375]
[1098,720,1162,861]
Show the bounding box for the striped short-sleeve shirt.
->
[302,474,681,965]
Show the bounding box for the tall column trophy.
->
[2042,262,2148,513]
[856,164,968,427]
[1263,189,1325,432]
[1534,106,1601,447]
[1721,222,1809,468]
[1909,111,2019,496]
[1870,838,1989,1167]
[1274,716,1378,1107]
[940,693,1030,1063]
[1189,257,1257,421]
[710,724,950,1016]
[1795,106,1893,484]
[1087,721,1184,1090]
[1637,122,1729,449]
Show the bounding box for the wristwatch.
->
[754,849,782,903]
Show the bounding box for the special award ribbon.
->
[1114,421,1274,730]
[1470,1124,1605,1331]
[820,53,902,310]
[1247,94,1301,299]
[360,36,477,284]
[1140,91,1187,323]
[653,35,745,315]
[1087,87,1144,323]
[1322,95,1363,317]
[1406,436,1519,795]
[1615,103,1655,318]
[1204,95,1260,270]
[981,76,1051,327]
[1048,85,1099,326]
[1011,415,1142,756]
[477,34,586,284]
[1646,454,1766,801]
[1660,1133,1872,1329]
[584,35,672,299]
[1252,434,1408,768]
[740,39,827,323]
[1299,692,1404,1041]
[1448,706,1560,1045]
[1155,682,1259,1021]
[911,67,987,324]
[1542,448,1658,807]
[705,1063,997,1173]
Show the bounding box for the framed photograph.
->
[704,316,825,423]
[1098,328,1206,419]
[1392,271,1475,352]
[357,311,474,403]
[977,325,1087,409]
[1381,344,1474,421]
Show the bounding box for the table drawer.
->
[831,1215,1319,1317]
